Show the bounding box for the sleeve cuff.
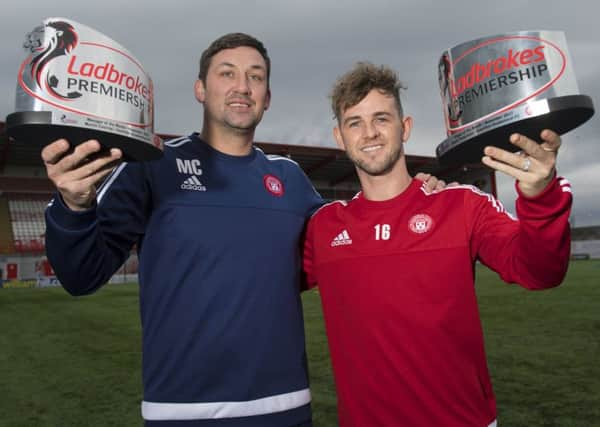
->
[515,174,572,219]
[46,192,98,230]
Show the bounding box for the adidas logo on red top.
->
[331,229,352,247]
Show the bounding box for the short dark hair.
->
[198,33,271,85]
[330,62,406,123]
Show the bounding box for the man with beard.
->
[42,33,320,426]
[303,62,571,427]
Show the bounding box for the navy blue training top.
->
[45,134,323,426]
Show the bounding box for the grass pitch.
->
[1,261,599,426]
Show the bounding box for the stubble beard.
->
[223,113,260,134]
[349,143,403,176]
[222,92,264,134]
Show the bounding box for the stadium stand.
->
[0,176,54,255]
[0,195,15,253]
[8,194,48,253]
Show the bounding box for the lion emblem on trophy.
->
[23,20,82,99]
[438,53,462,129]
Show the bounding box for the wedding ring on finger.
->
[522,157,531,172]
[541,145,558,152]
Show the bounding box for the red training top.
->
[303,177,572,427]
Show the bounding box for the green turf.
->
[476,261,600,427]
[0,284,142,426]
[1,261,599,426]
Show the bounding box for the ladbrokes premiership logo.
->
[17,18,154,129]
[435,31,594,166]
[438,33,569,134]
[7,17,162,162]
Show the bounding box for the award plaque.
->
[5,17,163,161]
[436,31,594,165]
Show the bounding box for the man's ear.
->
[194,80,206,103]
[264,88,271,111]
[333,126,346,151]
[401,116,413,143]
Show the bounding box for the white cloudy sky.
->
[1,0,598,225]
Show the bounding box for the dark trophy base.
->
[436,95,594,166]
[5,111,162,162]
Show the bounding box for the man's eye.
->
[250,74,264,81]
[221,71,234,77]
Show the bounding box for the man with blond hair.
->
[303,62,571,426]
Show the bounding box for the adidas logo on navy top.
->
[181,175,206,192]
[331,229,352,247]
